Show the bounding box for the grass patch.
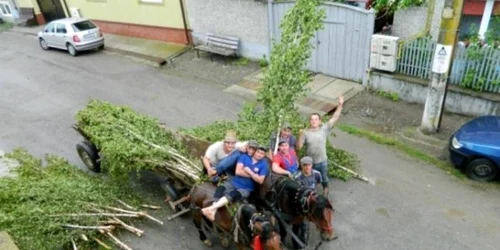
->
[234,57,250,66]
[336,123,465,179]
[375,90,399,102]
[0,21,14,32]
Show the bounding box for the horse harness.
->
[261,175,320,249]
[232,204,275,247]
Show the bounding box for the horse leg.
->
[236,243,245,250]
[291,222,306,250]
[193,210,213,247]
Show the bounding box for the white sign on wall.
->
[431,44,453,74]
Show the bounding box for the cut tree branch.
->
[63,224,115,231]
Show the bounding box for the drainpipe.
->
[61,0,70,18]
[178,0,190,45]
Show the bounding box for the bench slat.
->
[207,40,238,50]
[195,45,235,56]
[207,39,238,47]
[207,33,239,41]
[196,33,240,57]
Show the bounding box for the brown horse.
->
[190,182,283,250]
[254,173,336,249]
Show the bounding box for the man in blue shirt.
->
[202,144,270,221]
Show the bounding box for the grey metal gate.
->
[268,1,375,82]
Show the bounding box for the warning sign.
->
[432,44,453,74]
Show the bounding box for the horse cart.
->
[72,123,210,218]
[72,123,331,250]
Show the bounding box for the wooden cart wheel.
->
[76,141,101,173]
[161,180,189,217]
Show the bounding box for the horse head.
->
[242,205,282,250]
[304,192,335,241]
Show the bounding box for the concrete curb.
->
[7,29,36,36]
[104,47,167,68]
[7,28,171,68]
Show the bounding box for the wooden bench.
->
[195,33,240,63]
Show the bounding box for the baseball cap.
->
[300,156,313,165]
[257,144,269,152]
[248,140,259,148]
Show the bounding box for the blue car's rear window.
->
[72,21,96,32]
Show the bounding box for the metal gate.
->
[268,1,375,82]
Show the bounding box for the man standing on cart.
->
[201,144,269,221]
[297,96,344,196]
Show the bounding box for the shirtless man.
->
[201,144,269,221]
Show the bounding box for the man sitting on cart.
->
[201,144,270,221]
[202,130,248,179]
[271,139,299,178]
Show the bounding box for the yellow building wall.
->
[64,0,185,29]
[17,0,41,14]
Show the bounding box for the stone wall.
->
[391,1,446,41]
[185,0,269,60]
[367,71,500,116]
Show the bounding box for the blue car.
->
[449,115,500,182]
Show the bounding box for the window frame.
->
[56,23,67,34]
[0,1,13,17]
[44,22,56,33]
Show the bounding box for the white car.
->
[37,17,104,56]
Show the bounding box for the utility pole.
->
[420,0,464,134]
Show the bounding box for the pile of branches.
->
[75,99,203,186]
[0,148,162,250]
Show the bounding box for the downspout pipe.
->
[179,0,190,45]
[61,0,70,18]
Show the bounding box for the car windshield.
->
[71,21,96,32]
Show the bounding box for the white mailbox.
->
[70,8,81,18]
[370,34,400,72]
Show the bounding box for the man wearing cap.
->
[297,96,344,195]
[202,144,270,221]
[295,156,322,190]
[267,122,297,158]
[202,130,248,178]
[271,139,299,178]
[218,139,259,177]
[292,156,329,247]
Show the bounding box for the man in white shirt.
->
[202,130,248,178]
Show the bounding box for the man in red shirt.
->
[271,139,299,178]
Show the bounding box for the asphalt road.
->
[2,31,500,250]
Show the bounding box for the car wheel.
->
[98,44,105,50]
[67,44,78,57]
[39,38,49,50]
[465,158,498,182]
